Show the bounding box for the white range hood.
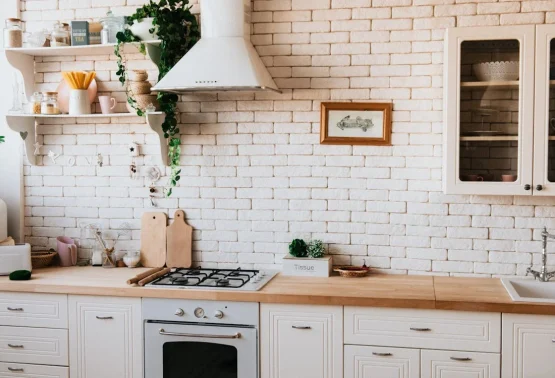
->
[152,0,280,94]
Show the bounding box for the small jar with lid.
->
[100,11,125,44]
[50,22,70,47]
[4,18,22,48]
[30,92,42,114]
[41,92,60,115]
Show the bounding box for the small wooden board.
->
[166,210,193,268]
[140,212,167,268]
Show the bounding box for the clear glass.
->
[41,92,60,115]
[459,39,520,183]
[4,18,22,48]
[100,11,125,44]
[102,249,117,268]
[30,92,42,114]
[548,39,555,183]
[50,22,70,47]
[163,341,238,378]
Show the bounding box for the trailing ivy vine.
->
[115,0,200,197]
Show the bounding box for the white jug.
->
[69,89,91,116]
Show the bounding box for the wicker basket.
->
[334,266,370,278]
[31,250,57,269]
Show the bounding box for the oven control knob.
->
[214,310,224,319]
[175,308,185,317]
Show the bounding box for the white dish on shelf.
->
[472,61,519,81]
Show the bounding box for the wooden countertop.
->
[0,267,554,315]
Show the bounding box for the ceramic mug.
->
[57,236,77,267]
[99,96,117,114]
[502,175,517,182]
[461,174,484,182]
[69,89,91,116]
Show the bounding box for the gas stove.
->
[147,267,278,291]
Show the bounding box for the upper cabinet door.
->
[533,25,555,196]
[444,25,536,195]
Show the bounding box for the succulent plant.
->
[307,240,325,258]
[288,239,308,257]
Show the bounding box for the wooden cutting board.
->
[166,210,193,268]
[140,212,168,268]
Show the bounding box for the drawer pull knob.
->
[372,352,392,357]
[410,327,431,332]
[8,344,24,349]
[96,316,114,320]
[8,367,24,372]
[450,357,472,362]
[292,326,312,330]
[7,307,23,312]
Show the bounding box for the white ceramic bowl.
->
[472,61,520,81]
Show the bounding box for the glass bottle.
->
[50,22,70,47]
[4,18,22,48]
[41,92,60,115]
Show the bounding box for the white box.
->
[0,244,32,275]
[282,255,332,277]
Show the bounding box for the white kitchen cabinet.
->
[261,303,343,378]
[68,296,142,378]
[344,345,419,378]
[502,313,555,378]
[421,350,500,378]
[533,25,555,195]
[0,326,68,366]
[0,292,68,329]
[0,362,68,378]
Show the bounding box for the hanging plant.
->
[115,0,200,197]
[0,136,4,144]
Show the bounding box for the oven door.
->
[145,321,258,378]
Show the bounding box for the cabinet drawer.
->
[345,307,501,353]
[345,345,420,378]
[0,362,68,378]
[261,304,343,378]
[0,326,68,366]
[0,292,68,329]
[421,350,500,378]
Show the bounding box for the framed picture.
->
[320,102,392,146]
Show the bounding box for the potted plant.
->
[283,239,333,277]
[115,0,200,197]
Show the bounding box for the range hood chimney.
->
[152,0,280,94]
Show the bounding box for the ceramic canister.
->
[69,89,91,115]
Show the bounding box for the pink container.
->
[57,236,77,267]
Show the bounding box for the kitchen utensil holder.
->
[69,89,91,115]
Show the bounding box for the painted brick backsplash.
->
[18,0,555,277]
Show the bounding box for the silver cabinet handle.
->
[159,328,241,339]
[8,367,24,372]
[410,327,431,332]
[8,344,24,349]
[7,307,23,312]
[372,352,392,357]
[450,357,472,362]
[292,326,312,330]
[96,316,114,320]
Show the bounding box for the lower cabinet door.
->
[502,313,555,378]
[0,362,68,378]
[69,296,142,378]
[421,350,500,378]
[261,304,343,378]
[345,345,420,378]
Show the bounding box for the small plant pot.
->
[129,18,158,41]
[282,255,332,277]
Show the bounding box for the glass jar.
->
[41,92,60,115]
[50,22,70,47]
[30,92,42,114]
[4,18,22,48]
[102,248,117,269]
[100,11,125,44]
[123,251,141,268]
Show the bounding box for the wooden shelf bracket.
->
[146,112,168,166]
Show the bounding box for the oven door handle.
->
[159,328,242,339]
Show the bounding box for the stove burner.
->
[171,277,189,284]
[188,270,202,276]
[216,279,230,287]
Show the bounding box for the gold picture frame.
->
[320,102,392,146]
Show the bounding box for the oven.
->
[143,298,259,378]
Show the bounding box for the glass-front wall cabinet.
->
[445,25,535,195]
[533,26,555,196]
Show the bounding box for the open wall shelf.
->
[6,112,168,167]
[4,41,169,166]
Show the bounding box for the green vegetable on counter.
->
[9,270,32,281]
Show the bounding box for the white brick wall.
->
[18,0,555,276]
